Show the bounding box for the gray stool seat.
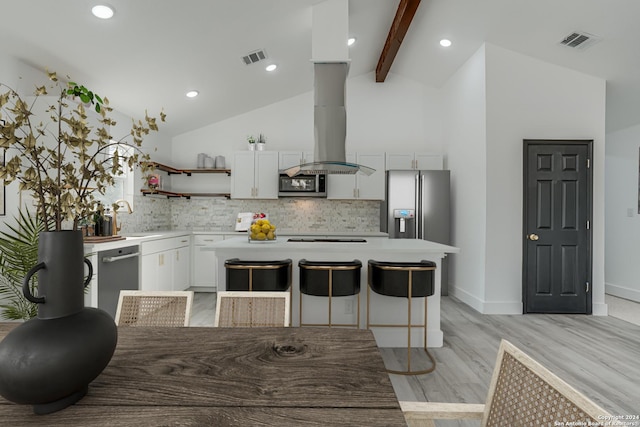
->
[367,259,437,375]
[298,259,362,328]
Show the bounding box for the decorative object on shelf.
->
[147,173,161,190]
[249,213,277,242]
[0,70,164,414]
[215,155,225,168]
[247,135,256,150]
[204,155,215,168]
[257,133,266,151]
[0,230,118,414]
[197,153,206,168]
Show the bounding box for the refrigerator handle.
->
[415,173,420,238]
[419,173,426,239]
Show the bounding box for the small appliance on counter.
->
[235,212,254,231]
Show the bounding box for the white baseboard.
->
[448,287,484,313]
[605,283,640,303]
[449,287,522,314]
[592,302,608,316]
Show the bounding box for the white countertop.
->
[83,230,389,252]
[212,236,459,254]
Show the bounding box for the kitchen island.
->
[212,237,459,347]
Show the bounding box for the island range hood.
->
[283,1,375,178]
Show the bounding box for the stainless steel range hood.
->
[283,1,375,178]
[284,62,375,177]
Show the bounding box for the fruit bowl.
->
[248,218,277,242]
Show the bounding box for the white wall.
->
[444,43,607,315]
[485,44,606,314]
[171,71,443,175]
[605,124,640,302]
[442,45,488,311]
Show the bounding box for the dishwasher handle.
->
[101,252,140,263]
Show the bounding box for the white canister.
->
[197,153,206,168]
[215,156,225,168]
[204,156,215,168]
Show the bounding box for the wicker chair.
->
[400,339,612,426]
[214,291,290,327]
[115,291,194,327]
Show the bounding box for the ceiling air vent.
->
[559,31,601,50]
[242,49,268,65]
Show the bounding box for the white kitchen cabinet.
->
[172,236,192,291]
[327,152,385,200]
[192,234,224,290]
[278,151,314,170]
[140,235,191,291]
[231,151,279,199]
[386,152,443,170]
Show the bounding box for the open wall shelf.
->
[141,161,231,199]
[142,161,231,176]
[140,189,231,199]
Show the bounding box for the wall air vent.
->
[242,49,268,65]
[559,31,601,50]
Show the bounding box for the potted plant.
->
[257,133,266,151]
[247,134,256,150]
[0,208,44,321]
[0,70,165,414]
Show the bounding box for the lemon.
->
[256,232,266,240]
[267,231,275,240]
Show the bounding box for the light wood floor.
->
[191,293,640,425]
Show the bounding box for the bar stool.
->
[224,258,292,324]
[298,259,362,328]
[367,259,436,375]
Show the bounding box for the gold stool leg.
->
[384,270,436,376]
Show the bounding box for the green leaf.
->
[80,94,90,103]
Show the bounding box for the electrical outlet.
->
[344,299,354,315]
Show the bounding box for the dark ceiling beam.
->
[375,0,421,83]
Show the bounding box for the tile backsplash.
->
[120,196,381,234]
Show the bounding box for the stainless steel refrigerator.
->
[380,170,451,294]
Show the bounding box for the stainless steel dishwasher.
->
[98,245,140,318]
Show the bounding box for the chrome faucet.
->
[112,199,133,236]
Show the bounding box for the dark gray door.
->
[523,140,593,313]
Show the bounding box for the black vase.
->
[0,230,118,414]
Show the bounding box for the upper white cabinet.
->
[386,152,443,170]
[327,153,385,200]
[231,151,279,199]
[278,151,314,170]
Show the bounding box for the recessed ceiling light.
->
[92,5,114,19]
[347,37,357,46]
[186,90,199,98]
[439,39,452,47]
[265,64,277,72]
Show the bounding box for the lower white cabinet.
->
[140,235,191,291]
[192,234,238,291]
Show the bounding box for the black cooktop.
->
[287,238,367,243]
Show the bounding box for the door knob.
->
[527,233,539,241]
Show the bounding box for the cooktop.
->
[287,238,367,243]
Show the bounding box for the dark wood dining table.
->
[0,324,406,426]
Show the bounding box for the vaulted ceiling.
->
[2,0,639,136]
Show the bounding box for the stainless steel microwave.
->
[278,173,327,197]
